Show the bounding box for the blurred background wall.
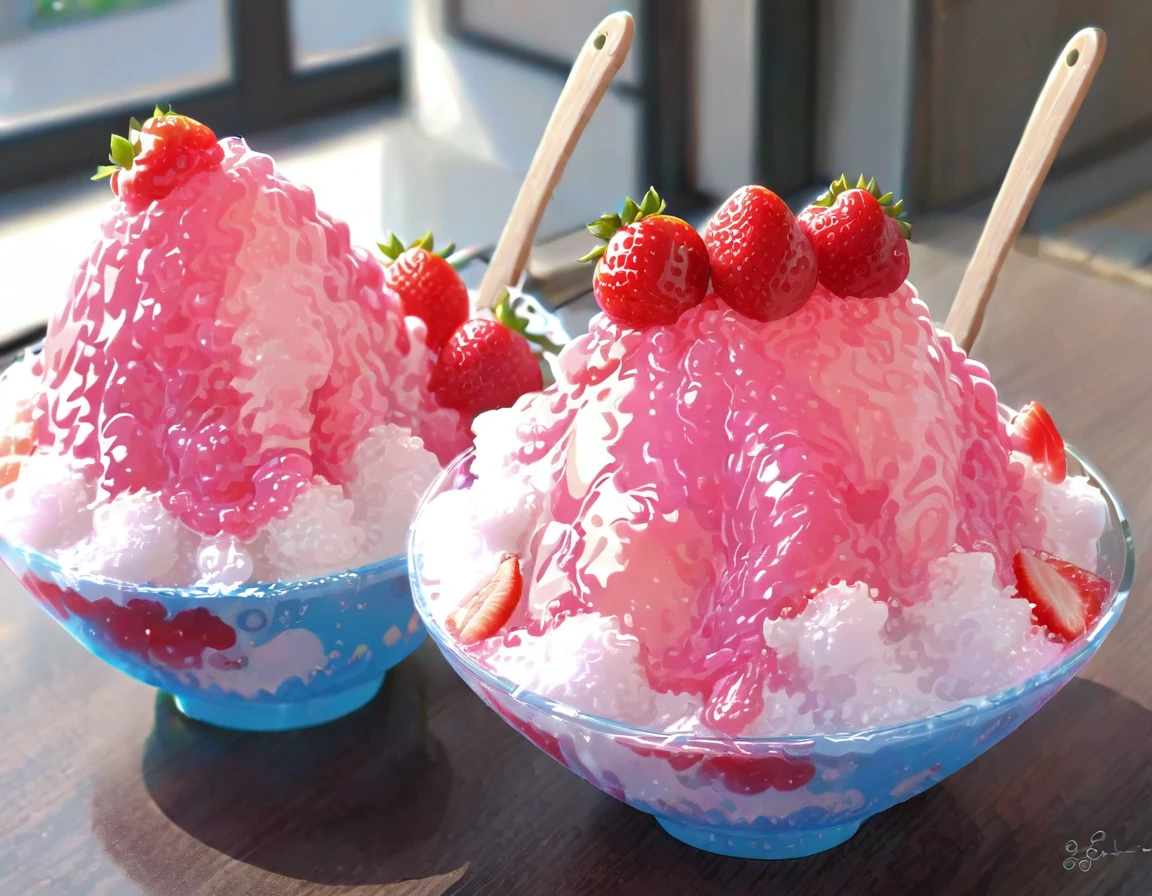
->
[1,0,1150,266]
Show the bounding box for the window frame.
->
[444,0,696,206]
[0,0,402,194]
[443,0,818,207]
[754,0,817,198]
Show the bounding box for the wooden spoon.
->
[944,27,1106,353]
[475,12,635,312]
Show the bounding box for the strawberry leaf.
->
[91,165,118,181]
[492,294,521,331]
[638,186,665,218]
[581,188,668,263]
[435,241,456,259]
[410,230,434,252]
[620,197,641,226]
[493,293,568,359]
[578,244,607,263]
[587,219,618,240]
[109,134,135,170]
[128,116,142,135]
[377,231,406,261]
[811,174,911,239]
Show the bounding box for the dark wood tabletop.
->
[2,255,1151,896]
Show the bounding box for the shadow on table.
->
[94,651,458,889]
[574,677,1152,896]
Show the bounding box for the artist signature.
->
[1065,831,1152,871]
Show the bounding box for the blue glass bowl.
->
[0,293,568,734]
[3,541,425,731]
[409,443,1134,859]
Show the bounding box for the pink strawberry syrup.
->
[28,137,467,543]
[450,287,1056,736]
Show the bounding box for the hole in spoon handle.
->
[1066,47,1080,66]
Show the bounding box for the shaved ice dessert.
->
[0,107,547,587]
[0,106,553,730]
[413,181,1117,739]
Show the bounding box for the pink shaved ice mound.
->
[415,287,1110,736]
[0,137,468,585]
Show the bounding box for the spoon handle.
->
[945,27,1106,353]
[475,12,635,311]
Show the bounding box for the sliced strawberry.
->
[1012,549,1109,642]
[1008,401,1067,484]
[446,554,523,644]
[0,457,22,488]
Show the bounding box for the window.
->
[0,0,404,193]
[289,0,407,73]
[2,0,233,138]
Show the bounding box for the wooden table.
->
[2,253,1151,896]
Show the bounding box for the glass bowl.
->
[0,291,570,734]
[4,541,425,731]
[408,441,1134,859]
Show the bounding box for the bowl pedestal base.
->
[655,815,861,859]
[172,674,386,732]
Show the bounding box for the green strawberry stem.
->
[377,230,457,264]
[493,292,566,358]
[579,186,668,263]
[812,174,911,239]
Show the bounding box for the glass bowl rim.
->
[408,431,1135,749]
[4,539,408,602]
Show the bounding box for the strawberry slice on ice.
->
[446,554,523,644]
[1012,549,1109,643]
[1008,401,1067,484]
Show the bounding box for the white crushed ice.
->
[0,421,443,588]
[254,481,366,581]
[416,469,1109,736]
[61,490,184,584]
[196,535,255,587]
[487,612,700,728]
[346,423,443,565]
[0,451,95,553]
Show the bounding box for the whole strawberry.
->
[581,187,710,328]
[93,104,224,208]
[798,174,911,298]
[430,318,544,419]
[703,185,817,322]
[378,231,469,351]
